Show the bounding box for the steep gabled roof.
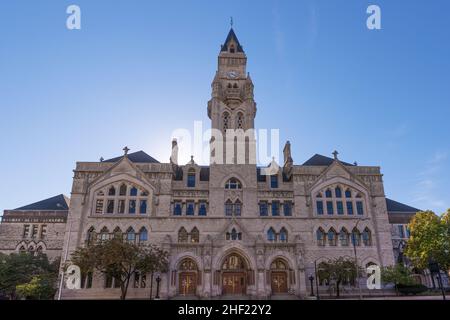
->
[386,198,420,213]
[221,28,244,53]
[14,194,70,211]
[302,154,355,167]
[104,151,159,164]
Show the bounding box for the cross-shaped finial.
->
[230,16,233,28]
[332,150,339,160]
[123,146,130,156]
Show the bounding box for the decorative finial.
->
[354,161,358,166]
[123,146,130,156]
[332,150,339,160]
[100,157,104,162]
[230,16,233,28]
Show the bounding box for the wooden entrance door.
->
[179,272,197,296]
[271,272,288,294]
[222,272,246,295]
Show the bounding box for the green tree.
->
[16,275,57,300]
[0,253,59,300]
[381,264,417,294]
[404,210,450,271]
[70,238,169,300]
[317,257,360,298]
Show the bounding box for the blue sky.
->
[0,0,449,215]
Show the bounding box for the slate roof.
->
[302,154,355,167]
[103,151,159,164]
[386,198,420,213]
[221,28,244,53]
[14,194,70,211]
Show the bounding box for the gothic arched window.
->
[119,184,127,196]
[222,112,230,132]
[279,227,288,242]
[267,228,276,242]
[187,168,195,188]
[178,227,188,243]
[234,199,242,216]
[108,186,116,196]
[139,227,148,242]
[362,228,372,246]
[100,227,109,241]
[86,227,96,245]
[339,228,349,246]
[225,200,233,216]
[237,112,244,129]
[327,228,337,246]
[113,227,123,239]
[352,228,361,246]
[335,186,342,198]
[94,183,150,215]
[325,189,332,198]
[126,227,136,243]
[190,227,199,243]
[316,228,326,246]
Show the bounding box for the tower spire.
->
[230,16,233,28]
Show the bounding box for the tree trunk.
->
[149,272,154,300]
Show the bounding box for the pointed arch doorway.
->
[178,258,198,296]
[221,253,248,295]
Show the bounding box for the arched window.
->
[36,246,43,254]
[352,228,361,246]
[225,178,242,189]
[316,228,325,246]
[234,199,242,216]
[230,228,241,240]
[279,228,288,242]
[108,186,116,196]
[327,228,337,246]
[236,112,244,129]
[225,199,233,216]
[187,168,196,188]
[139,227,148,242]
[222,112,230,132]
[335,186,342,198]
[362,228,372,246]
[230,45,235,53]
[113,227,123,239]
[233,83,238,88]
[190,227,199,243]
[345,189,352,198]
[126,227,136,243]
[19,246,26,253]
[119,184,127,196]
[100,227,109,241]
[267,228,276,242]
[130,187,138,196]
[339,228,349,246]
[178,227,188,243]
[325,189,332,198]
[179,258,198,271]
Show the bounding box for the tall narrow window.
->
[139,227,148,242]
[32,225,38,238]
[270,175,278,189]
[173,202,182,216]
[316,201,324,215]
[335,187,342,198]
[362,228,372,246]
[279,228,288,242]
[119,184,127,196]
[198,201,207,216]
[225,200,233,216]
[337,201,344,215]
[190,227,199,243]
[234,200,242,216]
[237,112,244,129]
[108,186,116,196]
[40,225,47,239]
[95,199,104,214]
[106,200,114,214]
[351,228,361,246]
[325,189,332,198]
[326,201,334,215]
[178,227,188,243]
[186,202,195,216]
[356,201,364,215]
[328,228,337,246]
[345,189,352,198]
[267,228,276,242]
[130,187,138,196]
[340,228,349,246]
[283,202,292,216]
[259,201,268,216]
[346,201,354,215]
[129,200,136,214]
[100,227,109,241]
[316,228,326,246]
[118,200,125,214]
[271,201,280,216]
[23,225,30,238]
[139,200,147,214]
[187,169,196,188]
[222,112,230,132]
[126,228,136,243]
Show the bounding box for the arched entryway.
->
[270,258,289,294]
[178,258,199,296]
[221,253,249,295]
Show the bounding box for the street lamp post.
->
[155,273,161,300]
[352,218,369,300]
[309,275,315,296]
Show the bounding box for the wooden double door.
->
[271,271,288,294]
[179,272,197,296]
[222,272,246,295]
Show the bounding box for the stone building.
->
[0,28,425,299]
[0,194,69,261]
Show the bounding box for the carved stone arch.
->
[361,256,380,269]
[220,173,247,189]
[265,252,296,271]
[170,252,203,271]
[310,176,370,201]
[212,244,256,271]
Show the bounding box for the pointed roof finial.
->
[230,16,234,28]
[332,150,339,160]
[123,146,130,156]
[100,156,104,162]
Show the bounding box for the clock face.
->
[227,71,237,79]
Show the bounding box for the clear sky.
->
[0,0,449,215]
